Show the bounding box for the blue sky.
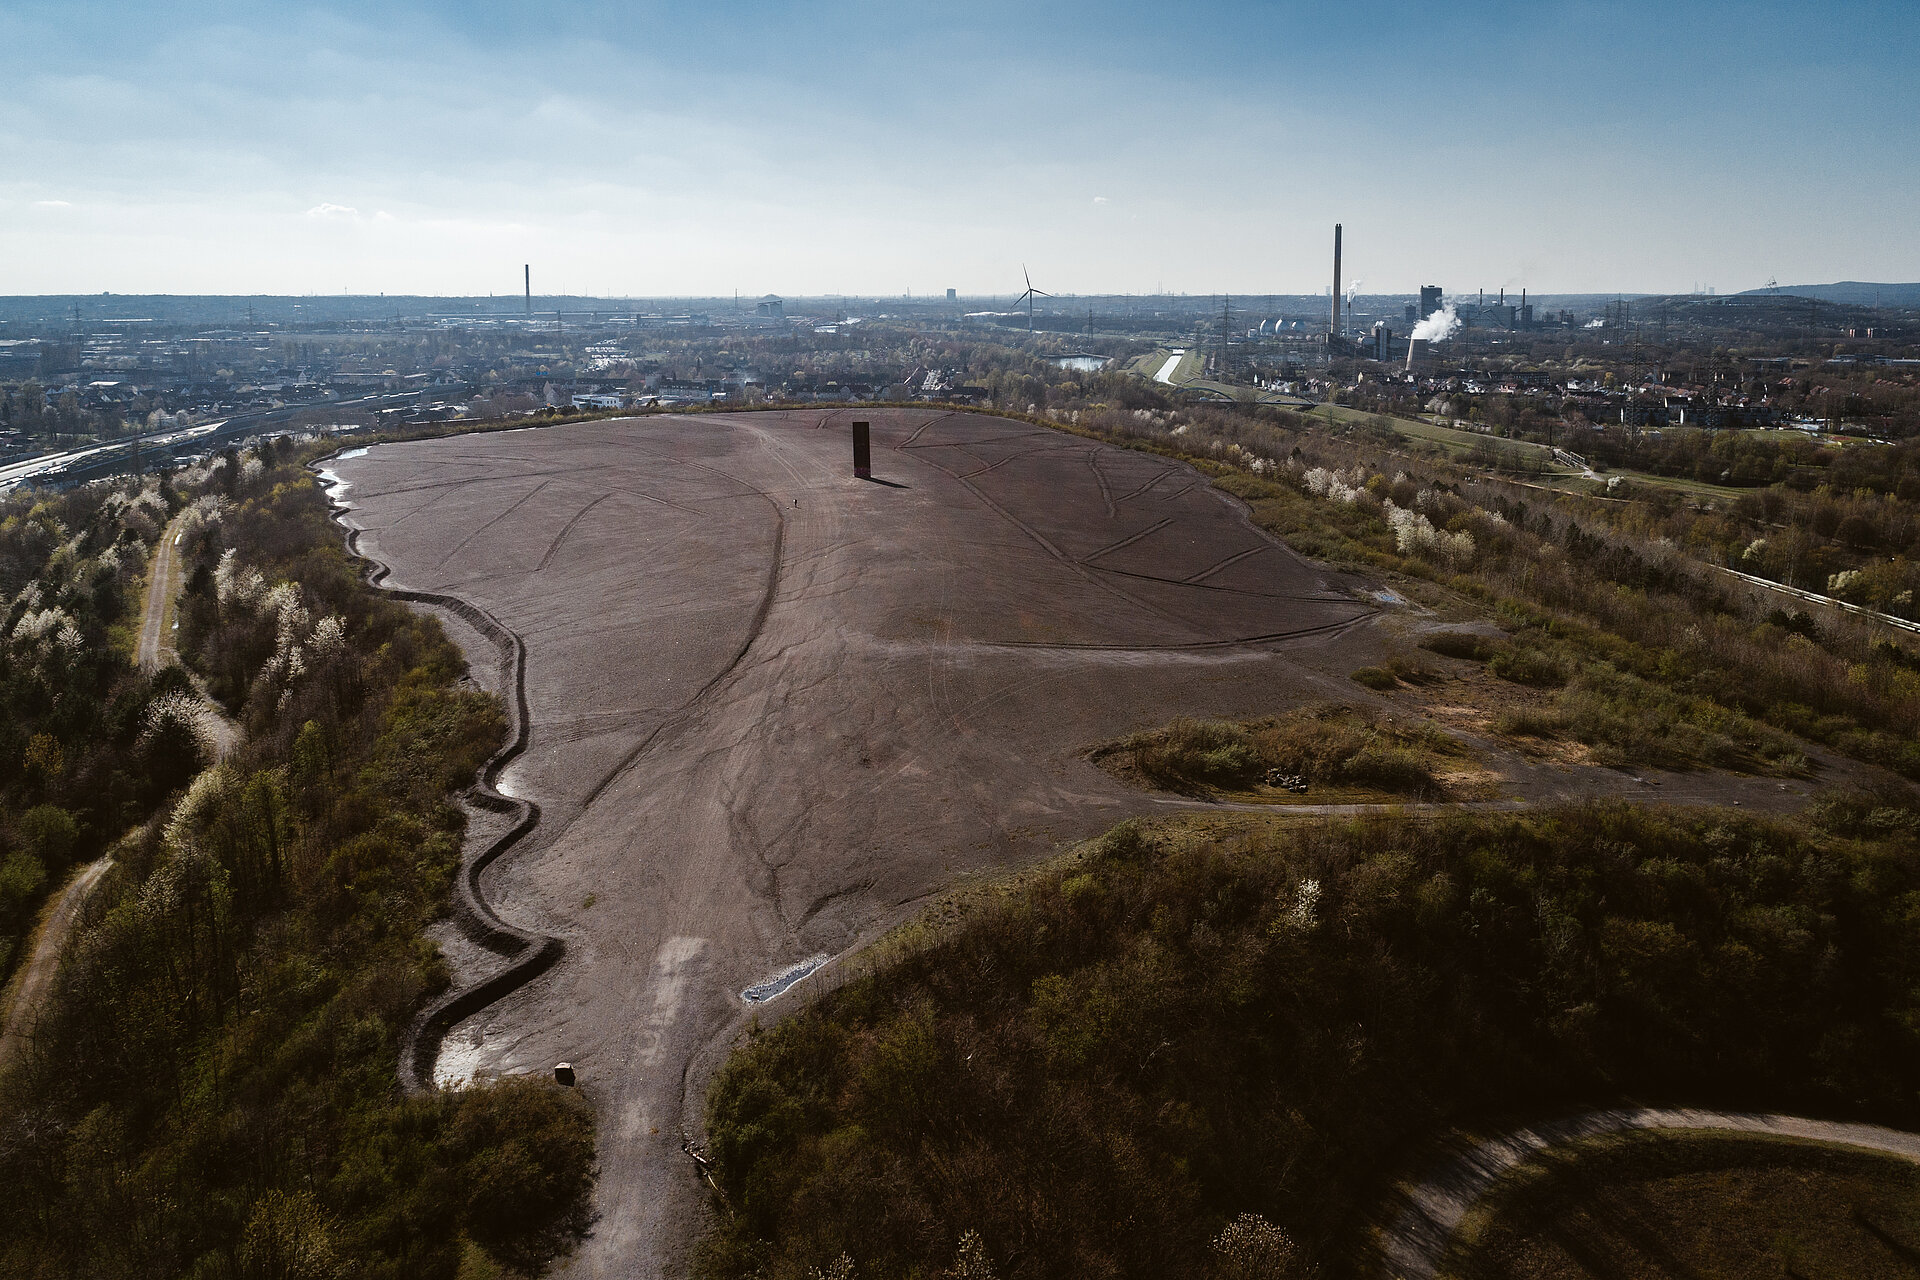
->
[2,0,1915,296]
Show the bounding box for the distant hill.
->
[1738,282,1920,307]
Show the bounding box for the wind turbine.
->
[1016,266,1052,333]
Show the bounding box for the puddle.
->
[741,953,828,1004]
[1373,589,1405,605]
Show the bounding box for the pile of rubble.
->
[1265,769,1309,793]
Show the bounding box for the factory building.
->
[1369,321,1394,362]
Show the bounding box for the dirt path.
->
[0,856,110,1069]
[136,513,184,672]
[1377,1107,1920,1279]
[135,514,241,759]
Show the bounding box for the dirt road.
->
[136,514,183,672]
[7,517,194,1070]
[323,410,1821,1278]
[0,856,110,1069]
[1377,1107,1920,1279]
[134,513,240,759]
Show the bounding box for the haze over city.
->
[6,0,1918,297]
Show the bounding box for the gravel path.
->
[1378,1106,1920,1279]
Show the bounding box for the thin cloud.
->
[1092,195,1110,204]
[34,199,72,208]
[306,202,359,219]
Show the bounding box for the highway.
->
[0,392,412,495]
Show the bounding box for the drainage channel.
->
[741,954,829,1004]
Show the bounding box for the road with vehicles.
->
[0,391,426,496]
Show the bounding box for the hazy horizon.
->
[4,0,1915,298]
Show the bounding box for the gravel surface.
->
[325,409,1845,1277]
[327,408,1384,1277]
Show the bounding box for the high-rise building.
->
[946,288,956,301]
[1419,285,1443,320]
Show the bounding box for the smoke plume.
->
[1410,305,1460,342]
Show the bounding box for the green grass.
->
[1125,348,1205,386]
[1441,1130,1920,1280]
[1305,406,1573,474]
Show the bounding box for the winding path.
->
[7,516,226,1070]
[1377,1107,1920,1279]
[0,857,110,1069]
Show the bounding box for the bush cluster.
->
[700,804,1920,1280]
[1099,707,1456,800]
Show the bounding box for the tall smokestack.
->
[1330,224,1342,339]
[524,264,531,315]
[1406,337,1418,372]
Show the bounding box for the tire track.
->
[534,492,612,574]
[1080,516,1174,564]
[1185,545,1265,584]
[1088,449,1117,519]
[572,456,788,814]
[433,478,553,570]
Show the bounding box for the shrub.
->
[1495,707,1566,739]
[1100,707,1454,800]
[1133,719,1264,790]
[1489,646,1568,688]
[1350,666,1398,690]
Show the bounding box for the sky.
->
[2,0,1916,297]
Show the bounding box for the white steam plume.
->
[1410,305,1460,342]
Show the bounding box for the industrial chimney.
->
[1330,224,1342,340]
[524,264,531,315]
